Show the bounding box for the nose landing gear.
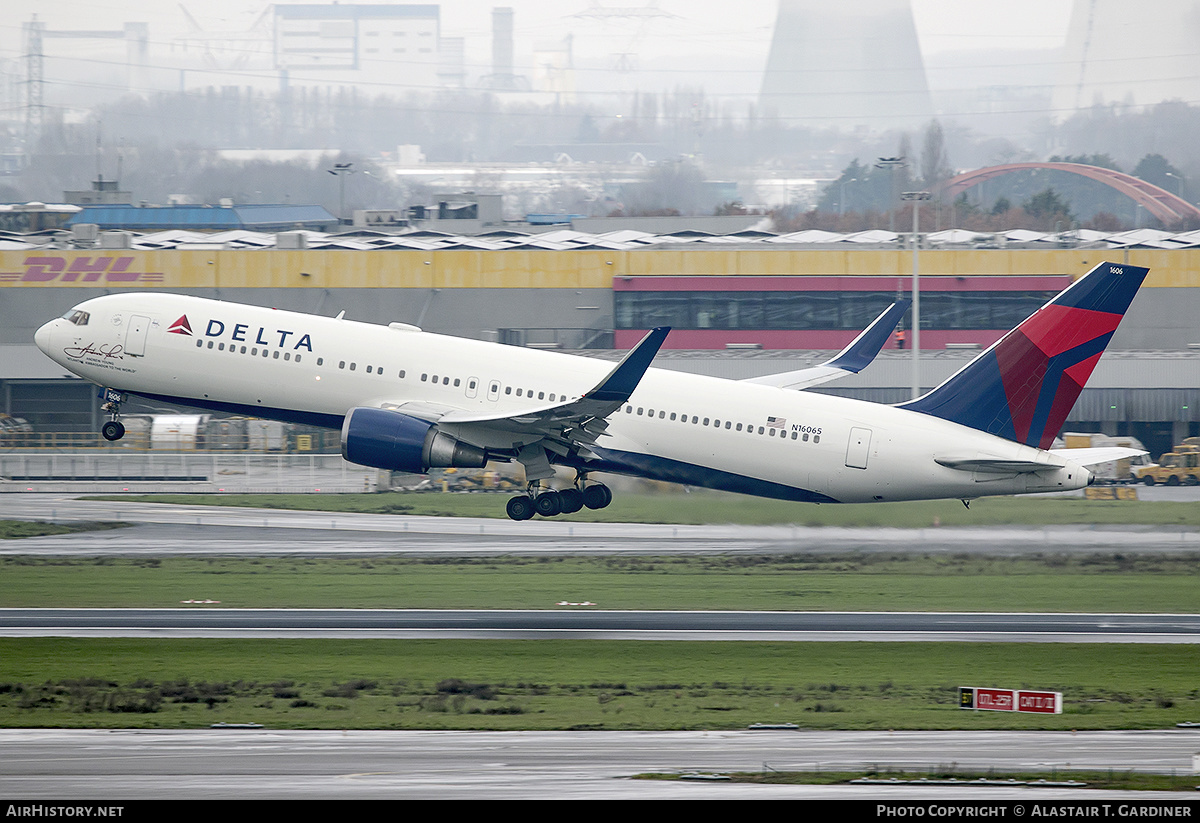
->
[100,388,126,441]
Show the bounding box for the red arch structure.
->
[936,162,1200,226]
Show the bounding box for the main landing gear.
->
[100,388,126,441]
[505,475,613,521]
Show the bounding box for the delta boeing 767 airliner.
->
[34,261,1148,520]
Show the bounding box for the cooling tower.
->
[759,0,933,130]
[1052,0,1200,115]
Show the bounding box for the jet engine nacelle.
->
[341,407,487,474]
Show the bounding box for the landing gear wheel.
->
[506,495,535,521]
[558,487,584,514]
[101,420,126,442]
[582,483,612,510]
[534,490,563,517]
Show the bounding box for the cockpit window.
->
[62,310,90,326]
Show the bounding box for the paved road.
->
[3,493,1200,555]
[3,729,1199,799]
[3,607,1200,642]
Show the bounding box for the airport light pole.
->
[839,177,857,216]
[876,157,906,233]
[327,162,354,225]
[901,191,932,400]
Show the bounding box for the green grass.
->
[87,490,1200,528]
[0,520,130,540]
[3,554,1199,612]
[2,639,1197,731]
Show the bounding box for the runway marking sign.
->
[959,686,1062,713]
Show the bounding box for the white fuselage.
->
[34,293,1091,503]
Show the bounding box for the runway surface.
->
[4,607,1200,642]
[4,497,1200,799]
[3,728,1199,799]
[3,493,1200,555]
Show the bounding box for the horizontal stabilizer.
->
[935,456,1061,474]
[1048,446,1148,467]
[744,300,910,390]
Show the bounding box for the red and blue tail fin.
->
[899,262,1148,449]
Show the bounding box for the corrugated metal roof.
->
[4,221,1200,251]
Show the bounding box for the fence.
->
[0,452,385,494]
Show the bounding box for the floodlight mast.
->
[901,190,932,400]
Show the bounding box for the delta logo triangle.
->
[167,315,193,336]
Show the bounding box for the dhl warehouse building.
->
[3,240,1199,460]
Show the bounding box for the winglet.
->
[824,298,911,373]
[742,299,910,391]
[583,326,670,403]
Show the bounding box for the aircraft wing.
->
[381,326,670,459]
[741,299,910,390]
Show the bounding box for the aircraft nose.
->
[34,319,55,354]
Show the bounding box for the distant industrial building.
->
[1052,0,1200,115]
[759,0,933,129]
[63,204,337,233]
